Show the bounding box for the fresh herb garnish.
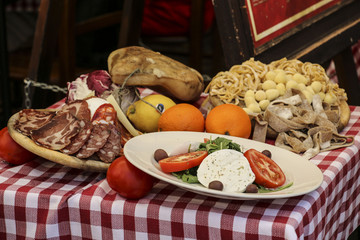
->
[256,182,293,193]
[197,137,243,154]
[172,166,199,183]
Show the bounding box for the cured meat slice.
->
[97,124,122,163]
[57,99,91,121]
[31,112,81,150]
[15,109,55,136]
[60,120,93,155]
[116,121,133,146]
[76,123,110,159]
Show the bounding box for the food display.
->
[4,46,354,177]
[204,58,354,158]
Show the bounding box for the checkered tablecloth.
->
[0,99,360,239]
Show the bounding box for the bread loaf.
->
[108,46,204,102]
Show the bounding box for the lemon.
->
[126,94,176,132]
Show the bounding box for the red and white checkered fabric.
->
[0,99,360,239]
[327,40,360,84]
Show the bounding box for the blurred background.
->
[1,0,359,128]
[1,0,225,128]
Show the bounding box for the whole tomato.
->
[106,156,154,199]
[0,127,36,165]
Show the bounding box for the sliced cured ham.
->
[76,123,110,159]
[15,109,55,136]
[57,99,91,121]
[60,120,93,155]
[13,95,134,167]
[97,124,122,163]
[31,112,81,150]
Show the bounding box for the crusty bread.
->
[108,46,204,102]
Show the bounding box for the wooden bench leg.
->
[333,47,360,106]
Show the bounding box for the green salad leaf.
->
[172,166,199,183]
[197,137,243,154]
[256,182,293,193]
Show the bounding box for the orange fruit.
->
[158,103,205,132]
[205,104,251,138]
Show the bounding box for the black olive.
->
[208,180,223,191]
[154,149,168,162]
[245,184,258,193]
[261,149,272,158]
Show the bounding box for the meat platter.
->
[7,111,110,172]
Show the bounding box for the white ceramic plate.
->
[124,131,323,200]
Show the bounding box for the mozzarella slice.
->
[169,142,201,156]
[85,97,109,119]
[197,149,255,193]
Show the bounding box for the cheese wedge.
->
[106,94,141,137]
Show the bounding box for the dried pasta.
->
[206,58,347,110]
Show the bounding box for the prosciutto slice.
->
[57,99,91,121]
[15,109,55,136]
[31,112,81,150]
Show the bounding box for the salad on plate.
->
[153,137,293,194]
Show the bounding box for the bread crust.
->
[108,46,204,102]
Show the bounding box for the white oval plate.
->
[124,131,323,200]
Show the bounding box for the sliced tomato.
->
[92,103,117,124]
[244,149,286,188]
[159,151,208,173]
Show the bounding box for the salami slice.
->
[97,124,122,163]
[92,103,117,124]
[61,120,93,155]
[31,112,81,150]
[15,109,55,136]
[76,123,110,159]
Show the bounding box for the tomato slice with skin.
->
[159,151,208,173]
[244,149,286,188]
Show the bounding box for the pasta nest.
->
[205,58,347,114]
